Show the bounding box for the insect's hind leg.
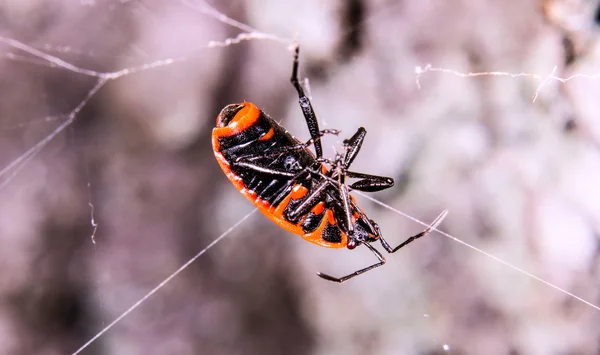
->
[232,160,297,178]
[286,179,330,220]
[260,167,327,209]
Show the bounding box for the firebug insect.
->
[212,46,447,283]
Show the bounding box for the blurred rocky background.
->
[0,0,599,354]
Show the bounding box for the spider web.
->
[1,1,599,354]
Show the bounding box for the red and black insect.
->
[212,46,446,283]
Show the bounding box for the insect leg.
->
[232,161,297,177]
[317,242,386,283]
[308,169,360,235]
[379,210,448,253]
[263,168,315,206]
[342,127,367,170]
[290,45,323,159]
[234,144,311,162]
[308,167,354,235]
[307,128,340,149]
[337,173,354,234]
[231,129,339,163]
[287,179,330,220]
[345,170,394,192]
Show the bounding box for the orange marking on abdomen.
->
[213,146,347,249]
[302,209,347,248]
[212,102,261,138]
[311,201,325,215]
[258,127,275,141]
[290,184,308,199]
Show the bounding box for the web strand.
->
[357,192,600,313]
[415,64,600,102]
[0,35,103,77]
[2,2,599,354]
[70,209,257,355]
[0,11,292,190]
[0,78,108,190]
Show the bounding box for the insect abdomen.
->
[212,102,347,248]
[213,103,313,205]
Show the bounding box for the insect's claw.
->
[316,272,343,283]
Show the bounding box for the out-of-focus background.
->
[1,0,599,354]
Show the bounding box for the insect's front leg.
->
[342,127,367,169]
[290,45,323,159]
[379,210,448,253]
[317,242,386,283]
[345,170,394,192]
